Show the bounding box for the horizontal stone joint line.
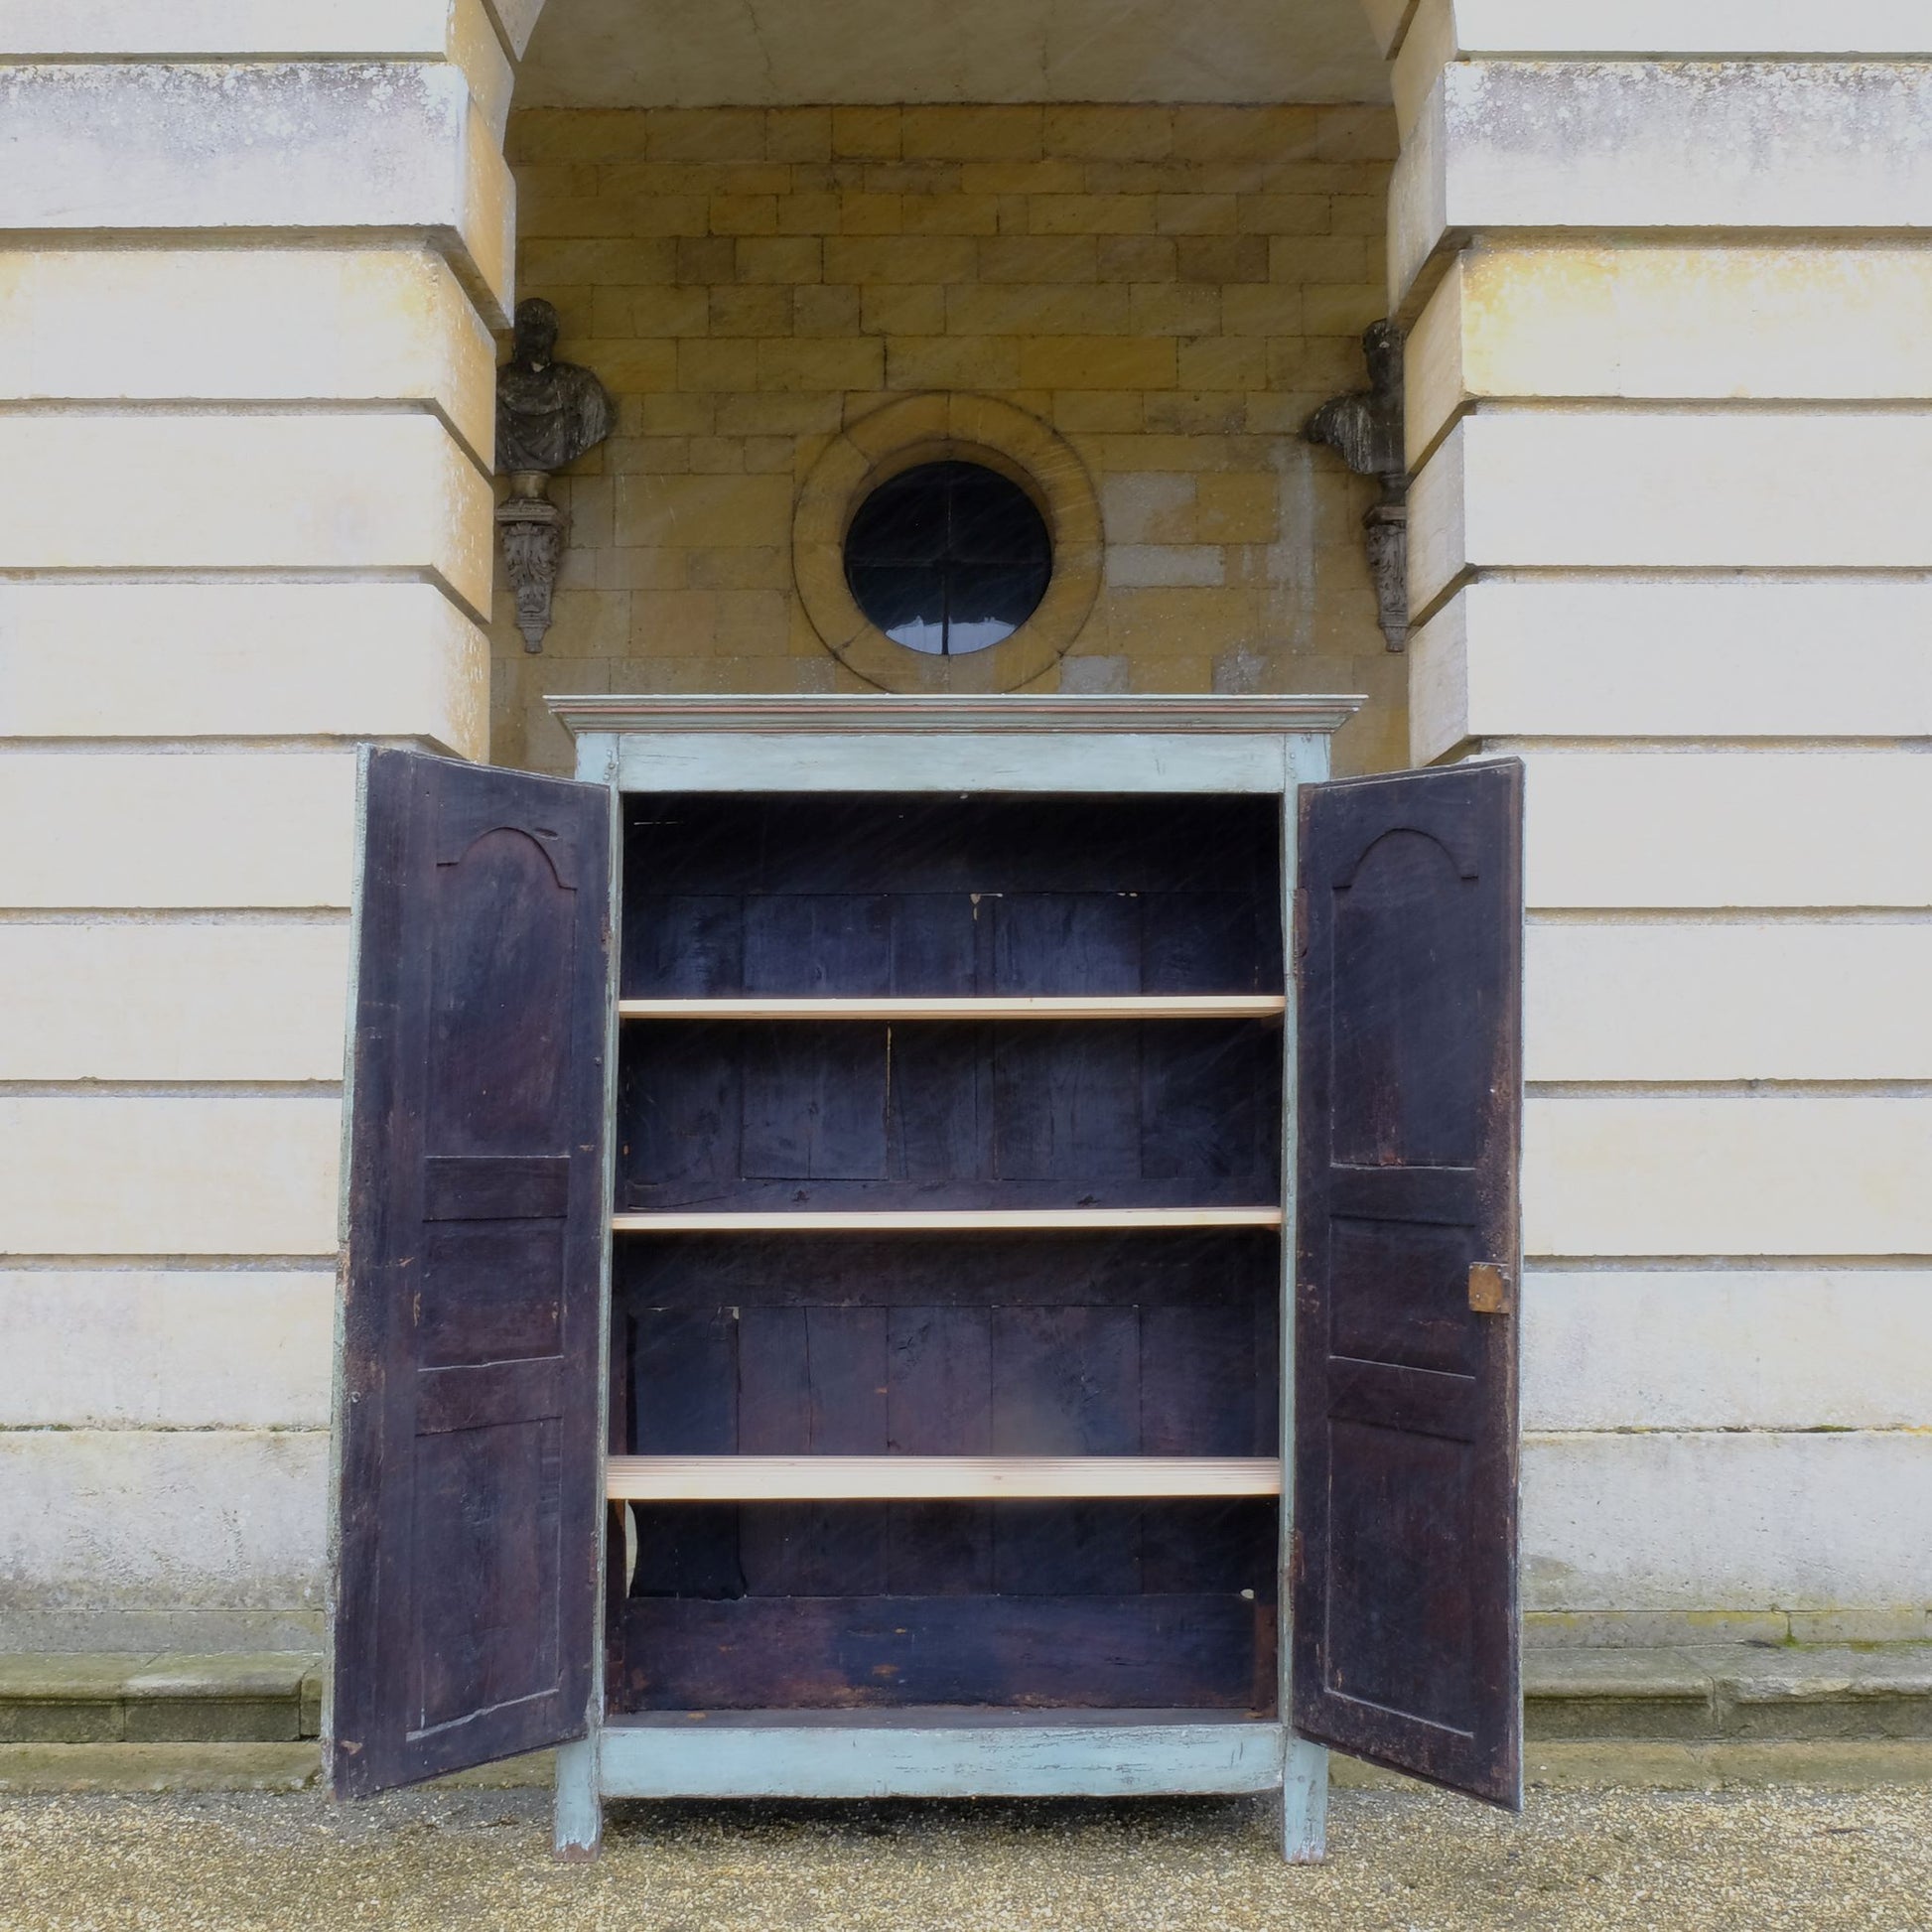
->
[1478,737,1932,754]
[1406,400,1932,480]
[0,1082,344,1100]
[1527,909,1932,927]
[1522,1425,1932,1440]
[1477,566,1932,583]
[1395,227,1466,330]
[1408,407,1460,478]
[0,222,472,249]
[0,54,476,69]
[1476,397,1932,419]
[0,567,488,630]
[0,564,468,590]
[0,1423,330,1436]
[1407,561,1471,635]
[0,227,504,333]
[1379,0,1423,63]
[0,398,489,482]
[0,910,352,928]
[477,2,520,67]
[0,233,449,259]
[1525,1254,1932,1271]
[0,737,444,757]
[1466,52,1932,64]
[1526,1080,1932,1099]
[0,1256,340,1271]
[1444,222,1932,246]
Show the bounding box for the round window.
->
[843,460,1052,656]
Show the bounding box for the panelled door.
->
[1291,760,1525,1807]
[330,749,614,1797]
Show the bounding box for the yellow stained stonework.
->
[488,102,1405,774]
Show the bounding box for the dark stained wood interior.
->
[1291,760,1524,1808]
[611,794,1285,1715]
[333,752,612,1797]
[621,793,1284,999]
[618,1018,1278,1212]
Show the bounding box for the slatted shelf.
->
[613,1206,1284,1234]
[618,995,1286,1021]
[607,1454,1283,1501]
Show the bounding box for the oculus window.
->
[844,460,1052,656]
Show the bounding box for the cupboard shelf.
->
[613,1206,1284,1234]
[618,995,1286,1021]
[608,1454,1283,1501]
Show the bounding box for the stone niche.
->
[489,102,1407,777]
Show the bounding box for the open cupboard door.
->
[1292,759,1524,1808]
[329,749,614,1797]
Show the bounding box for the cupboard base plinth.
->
[593,1711,1311,1801]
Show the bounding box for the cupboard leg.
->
[1280,1734,1328,1863]
[553,1732,603,1862]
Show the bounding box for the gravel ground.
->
[3,1784,1929,1932]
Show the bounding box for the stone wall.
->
[1388,0,1932,1643]
[0,4,509,1652]
[4,0,1928,1663]
[489,102,1406,775]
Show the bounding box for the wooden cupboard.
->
[325,696,1524,1860]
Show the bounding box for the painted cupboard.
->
[324,696,1524,1861]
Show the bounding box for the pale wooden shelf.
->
[613,1206,1284,1234]
[618,995,1286,1021]
[607,1454,1283,1502]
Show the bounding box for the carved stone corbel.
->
[493,297,616,652]
[496,473,570,654]
[1307,320,1409,651]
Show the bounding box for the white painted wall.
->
[1523,1272,1932,1433]
[0,1273,334,1430]
[2,0,1929,1658]
[0,7,502,1652]
[1524,1432,1932,1615]
[1397,31,1932,1642]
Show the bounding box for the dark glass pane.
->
[844,460,1052,656]
[949,466,1051,567]
[847,562,948,654]
[949,563,1051,636]
[845,466,949,564]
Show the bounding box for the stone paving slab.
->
[120,1656,313,1701]
[0,1655,157,1700]
[0,1743,320,1794]
[0,1654,318,1744]
[5,1646,1931,1746]
[1699,1645,1932,1701]
[1524,1608,1932,1648]
[1523,1649,1715,1699]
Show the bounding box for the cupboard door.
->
[1292,759,1524,1807]
[330,749,614,1797]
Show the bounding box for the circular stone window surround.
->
[793,392,1103,694]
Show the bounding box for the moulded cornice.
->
[546,693,1366,737]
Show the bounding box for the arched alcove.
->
[511,0,1392,106]
[485,0,1408,774]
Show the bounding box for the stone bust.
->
[1305,318,1404,493]
[495,297,616,475]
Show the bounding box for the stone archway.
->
[484,0,1412,768]
[502,0,1395,99]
